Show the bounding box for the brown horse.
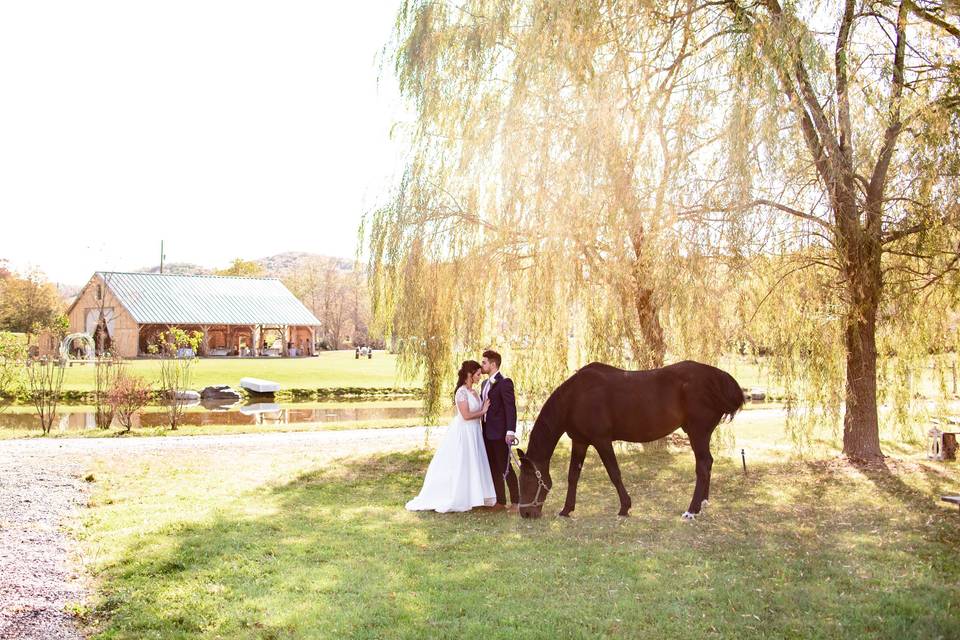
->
[516,361,745,520]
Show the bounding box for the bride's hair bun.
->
[454,359,482,401]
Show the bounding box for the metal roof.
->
[95,272,321,326]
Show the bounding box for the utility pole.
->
[160,240,165,274]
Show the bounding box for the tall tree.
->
[369,0,734,420]
[370,0,960,457]
[692,0,960,458]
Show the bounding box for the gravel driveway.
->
[0,426,440,640]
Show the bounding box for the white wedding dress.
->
[405,386,497,512]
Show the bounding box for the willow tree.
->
[368,0,740,422]
[691,0,960,459]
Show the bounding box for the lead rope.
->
[505,434,521,481]
[503,433,550,508]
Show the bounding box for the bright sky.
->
[0,1,409,284]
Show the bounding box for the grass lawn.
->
[57,350,407,392]
[77,420,960,639]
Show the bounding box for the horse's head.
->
[516,448,552,519]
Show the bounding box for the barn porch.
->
[137,324,317,357]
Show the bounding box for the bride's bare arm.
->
[457,397,489,420]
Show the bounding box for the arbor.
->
[371,0,959,456]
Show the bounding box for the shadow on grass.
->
[89,448,960,639]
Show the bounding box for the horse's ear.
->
[516,448,525,459]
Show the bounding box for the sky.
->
[0,1,410,284]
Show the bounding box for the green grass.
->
[78,426,960,639]
[57,350,405,392]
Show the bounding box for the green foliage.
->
[371,1,743,423]
[0,331,26,408]
[0,269,63,336]
[213,258,263,277]
[371,0,960,455]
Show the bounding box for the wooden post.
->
[309,326,316,356]
[200,325,210,357]
[282,325,289,357]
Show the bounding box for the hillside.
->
[130,253,355,279]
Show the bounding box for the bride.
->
[405,360,497,512]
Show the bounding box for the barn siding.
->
[69,274,140,357]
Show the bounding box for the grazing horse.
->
[516,361,745,520]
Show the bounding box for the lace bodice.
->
[455,386,481,420]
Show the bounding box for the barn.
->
[60,272,321,358]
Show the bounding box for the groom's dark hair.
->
[482,350,502,368]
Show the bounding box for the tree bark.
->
[842,300,884,460]
[840,222,885,460]
[634,283,666,369]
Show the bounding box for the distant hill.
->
[254,252,352,277]
[134,253,356,279]
[137,262,212,276]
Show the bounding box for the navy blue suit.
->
[482,372,519,505]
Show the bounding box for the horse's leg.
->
[683,430,714,519]
[558,440,588,517]
[593,439,632,516]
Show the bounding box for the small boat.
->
[240,377,282,394]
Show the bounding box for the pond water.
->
[0,401,423,432]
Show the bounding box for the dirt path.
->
[0,426,441,640]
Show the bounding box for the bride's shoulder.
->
[455,385,469,402]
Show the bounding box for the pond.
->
[0,400,424,432]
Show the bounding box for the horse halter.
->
[518,458,552,509]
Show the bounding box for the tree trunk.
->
[841,228,884,461]
[634,284,666,369]
[842,304,884,460]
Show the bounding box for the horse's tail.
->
[704,366,746,422]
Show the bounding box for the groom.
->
[480,350,520,513]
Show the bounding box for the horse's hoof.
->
[558,510,572,517]
[681,511,696,521]
[618,510,630,517]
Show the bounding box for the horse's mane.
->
[526,367,591,461]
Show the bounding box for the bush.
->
[108,374,153,433]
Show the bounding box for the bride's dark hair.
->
[454,360,482,401]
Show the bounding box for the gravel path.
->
[0,426,441,640]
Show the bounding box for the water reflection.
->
[0,403,421,432]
